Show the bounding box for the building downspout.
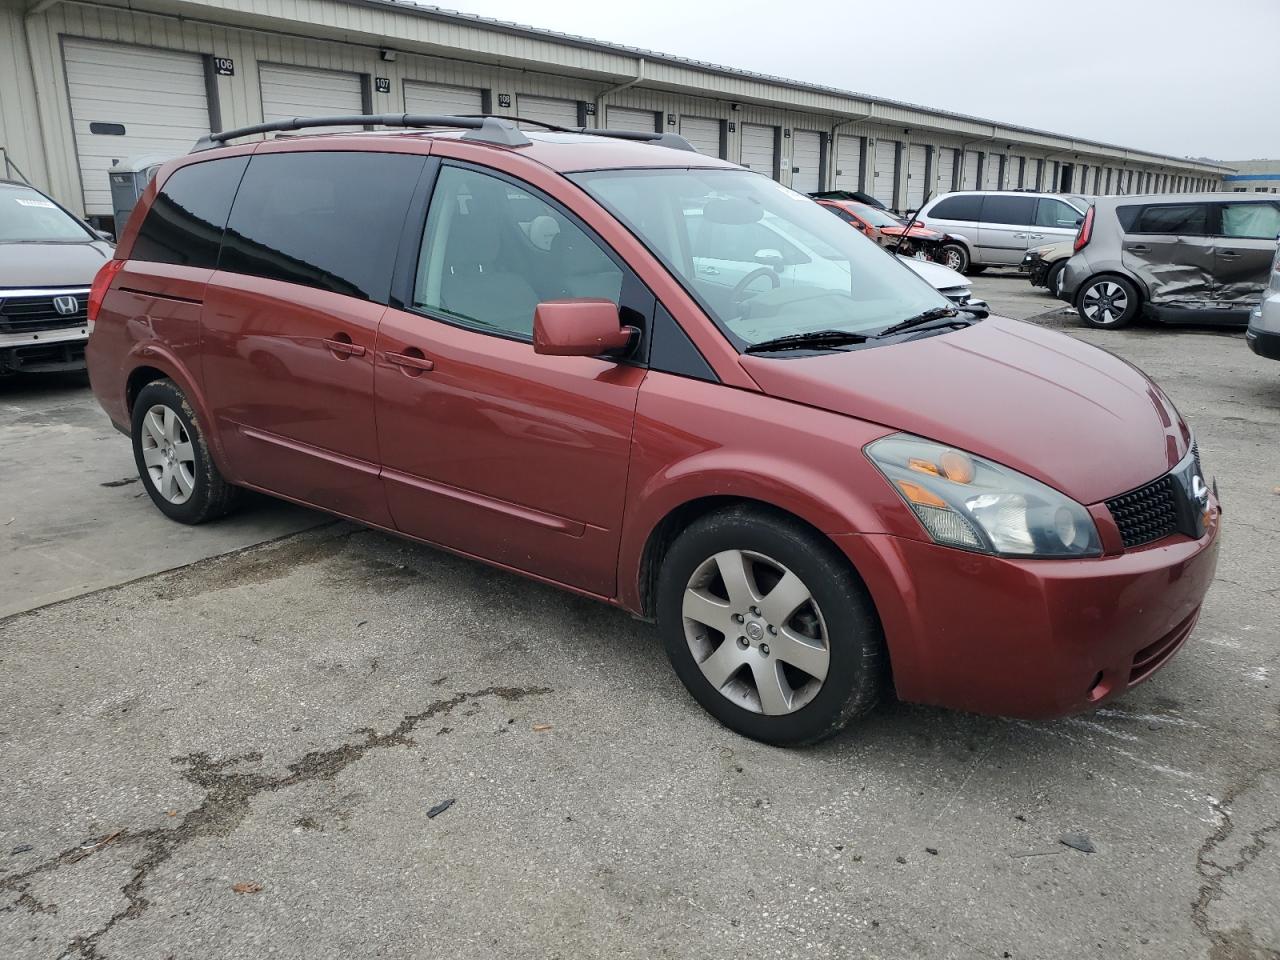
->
[826,104,874,190]
[594,58,644,128]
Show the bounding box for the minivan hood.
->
[740,315,1188,505]
[0,241,112,289]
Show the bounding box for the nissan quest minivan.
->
[85,116,1220,745]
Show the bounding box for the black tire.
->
[939,242,969,274]
[130,378,241,524]
[656,506,887,746]
[1076,274,1140,328]
[1045,260,1066,297]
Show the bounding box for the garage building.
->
[0,0,1231,228]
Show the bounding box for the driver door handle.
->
[698,265,720,276]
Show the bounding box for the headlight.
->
[866,434,1101,558]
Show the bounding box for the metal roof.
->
[349,0,1232,172]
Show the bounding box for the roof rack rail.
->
[453,116,697,153]
[191,114,531,152]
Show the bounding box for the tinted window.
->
[1219,202,1280,239]
[131,157,247,267]
[1127,203,1209,236]
[414,165,623,338]
[1034,198,1082,229]
[929,195,981,221]
[220,151,425,302]
[979,195,1036,226]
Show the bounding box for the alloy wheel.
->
[681,549,830,715]
[1081,281,1130,325]
[139,404,196,504]
[943,248,964,271]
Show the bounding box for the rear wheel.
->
[1077,275,1140,328]
[131,378,241,524]
[656,506,886,746]
[939,243,969,273]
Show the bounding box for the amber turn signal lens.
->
[895,479,949,510]
[940,450,975,484]
[908,457,941,477]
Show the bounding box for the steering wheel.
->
[731,266,780,303]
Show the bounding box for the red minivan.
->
[86,116,1219,745]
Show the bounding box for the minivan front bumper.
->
[835,508,1220,719]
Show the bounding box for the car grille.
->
[0,290,89,333]
[1106,474,1180,548]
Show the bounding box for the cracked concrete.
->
[1,272,1278,958]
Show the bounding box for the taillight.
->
[1073,206,1094,253]
[87,259,125,333]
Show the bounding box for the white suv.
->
[915,191,1085,274]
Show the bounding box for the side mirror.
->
[95,229,115,242]
[533,299,634,357]
[753,248,785,265]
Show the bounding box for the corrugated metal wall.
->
[8,0,1226,217]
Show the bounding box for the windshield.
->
[570,169,949,348]
[849,203,903,228]
[0,184,92,243]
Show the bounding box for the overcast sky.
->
[432,0,1278,160]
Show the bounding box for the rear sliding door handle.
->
[1220,251,1240,259]
[384,349,435,375]
[1129,245,1150,253]
[323,337,365,358]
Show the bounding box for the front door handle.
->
[1220,250,1240,259]
[385,348,435,375]
[323,336,365,358]
[1129,245,1150,253]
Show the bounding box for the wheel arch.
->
[121,348,233,478]
[634,495,875,622]
[1074,269,1148,308]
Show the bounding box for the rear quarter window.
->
[218,151,426,303]
[1119,203,1209,236]
[928,195,981,221]
[131,157,248,268]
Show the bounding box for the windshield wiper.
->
[744,329,870,354]
[872,307,974,339]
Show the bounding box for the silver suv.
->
[1,180,113,374]
[1060,193,1280,329]
[914,191,1085,274]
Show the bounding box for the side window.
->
[1033,198,1082,229]
[979,194,1036,226]
[1219,202,1280,240]
[413,165,623,338]
[1130,203,1209,236]
[929,195,981,221]
[131,157,248,268]
[220,151,425,302]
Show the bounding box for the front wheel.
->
[131,378,241,524]
[1077,275,1140,328]
[939,242,969,274]
[656,507,886,746]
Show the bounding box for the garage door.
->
[740,124,777,178]
[790,131,823,194]
[983,153,1001,190]
[62,39,211,216]
[260,64,363,133]
[834,135,862,191]
[404,81,482,117]
[961,150,980,190]
[872,139,898,206]
[517,96,579,129]
[680,117,722,157]
[607,107,658,132]
[905,144,928,209]
[935,148,956,193]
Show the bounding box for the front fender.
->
[615,374,925,612]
